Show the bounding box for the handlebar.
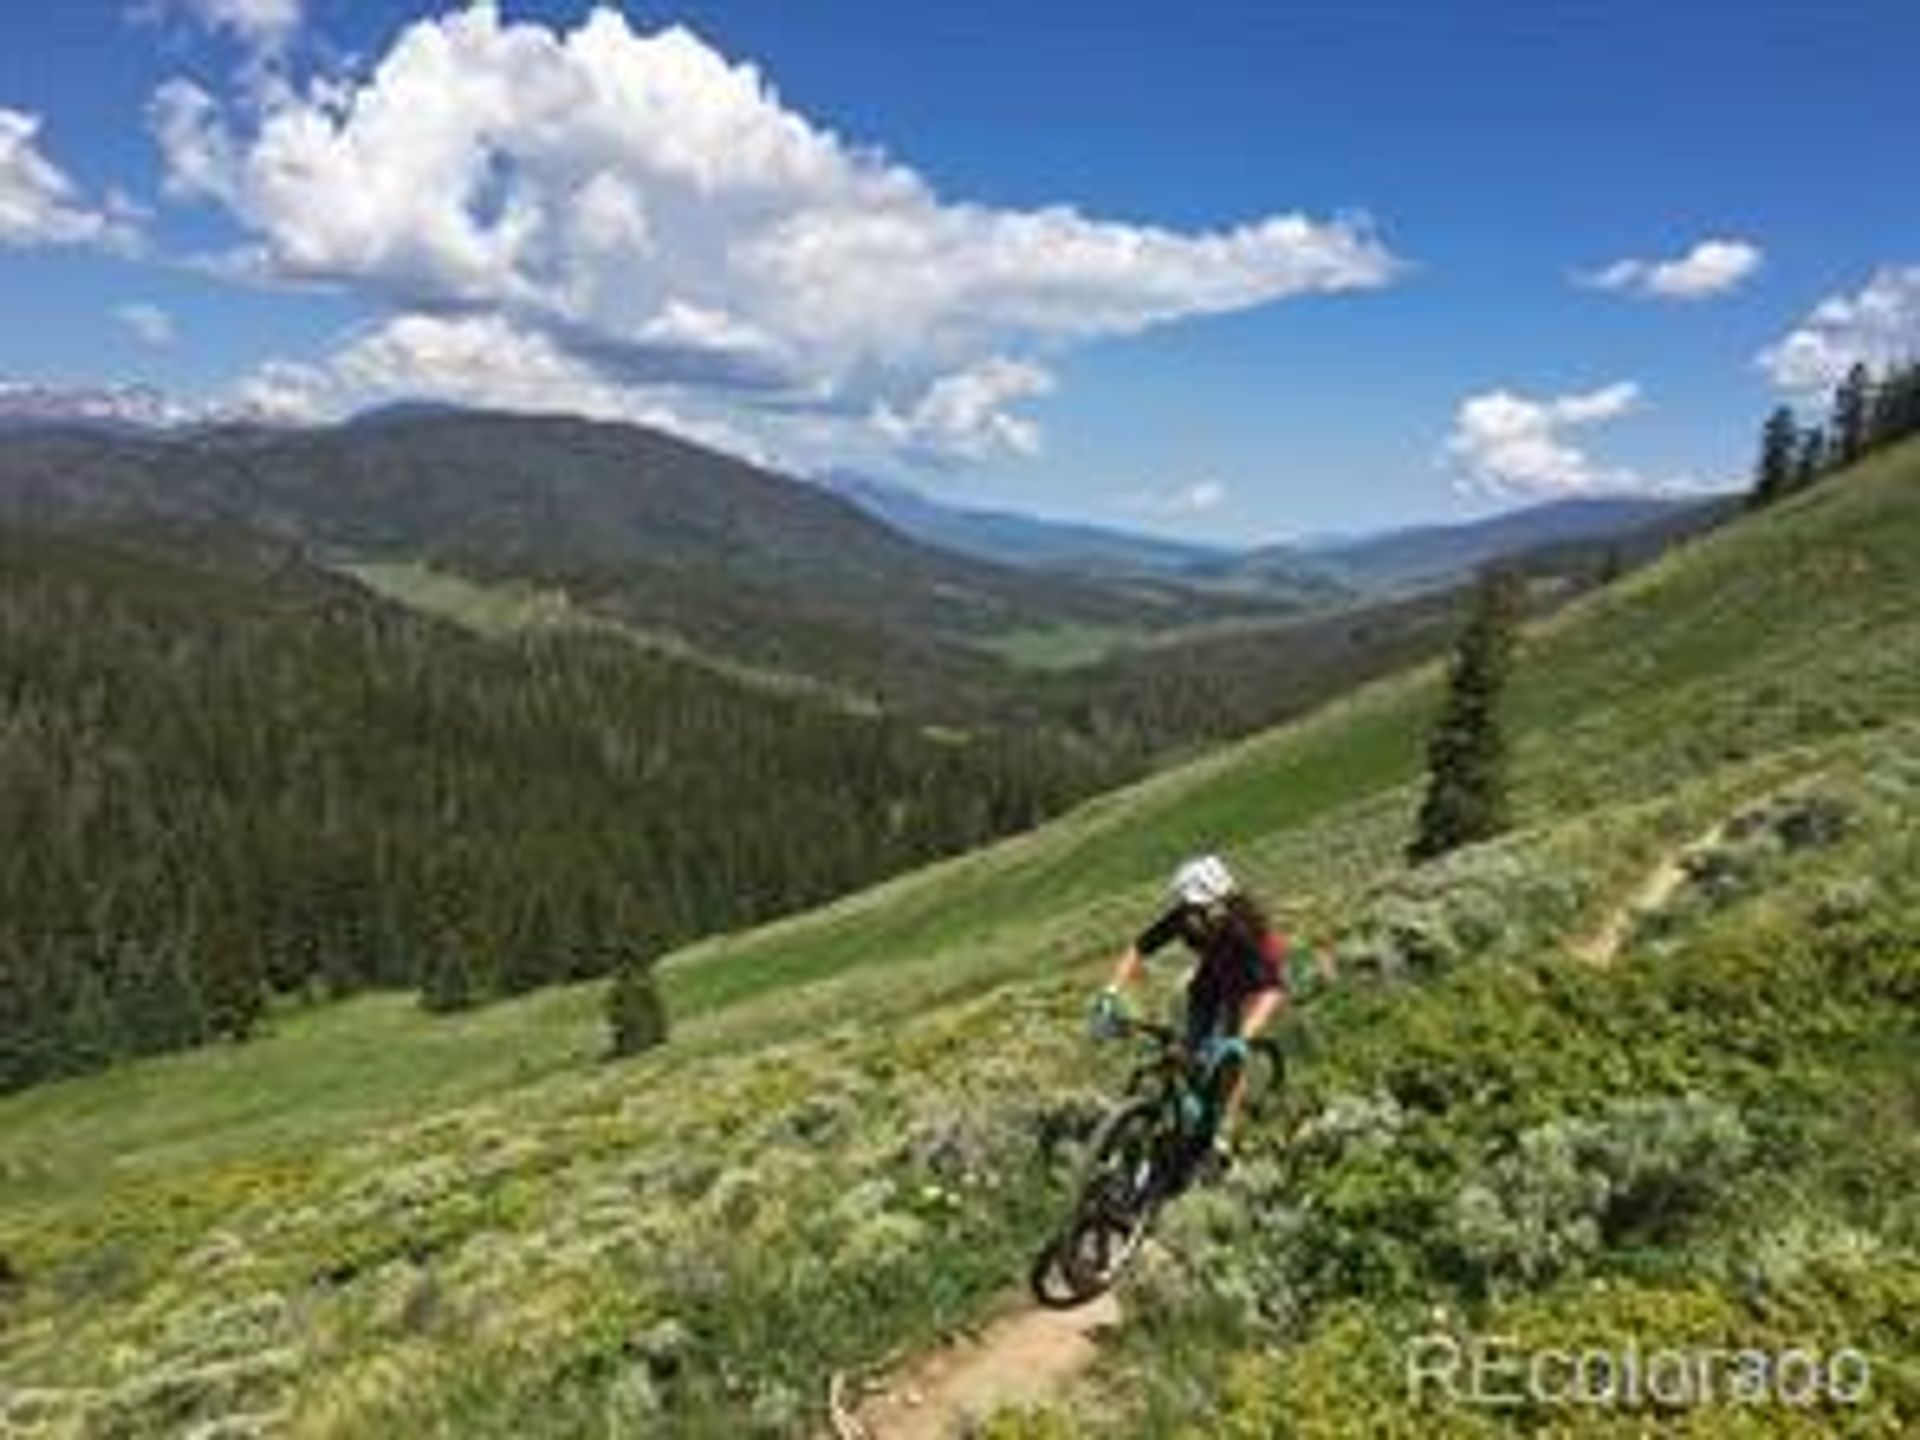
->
[1105,1014,1286,1076]
[1109,1015,1179,1045]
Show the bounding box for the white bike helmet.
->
[1170,853,1238,909]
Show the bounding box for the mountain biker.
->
[1090,854,1287,1168]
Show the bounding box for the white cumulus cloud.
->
[233,311,767,461]
[0,108,139,251]
[1579,237,1762,301]
[117,302,177,347]
[872,357,1055,463]
[1444,381,1653,498]
[160,4,1400,465]
[1757,265,1920,394]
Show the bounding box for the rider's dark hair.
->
[1214,891,1270,948]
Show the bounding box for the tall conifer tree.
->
[1752,405,1801,507]
[1408,568,1522,863]
[1831,362,1873,469]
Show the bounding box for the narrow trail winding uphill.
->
[1569,819,1729,968]
[1569,846,1698,968]
[832,1292,1121,1439]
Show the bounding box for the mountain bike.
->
[1029,1016,1284,1308]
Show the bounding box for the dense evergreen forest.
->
[0,524,1101,1091]
[0,412,1706,1094]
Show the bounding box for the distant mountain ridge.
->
[814,466,1726,598]
[815,469,1239,572]
[1282,494,1729,592]
[0,382,474,436]
[1,384,1720,602]
[813,468,1355,606]
[0,411,1289,717]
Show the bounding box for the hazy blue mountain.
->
[811,469,1356,608]
[813,470,1726,601]
[813,470,1236,571]
[1281,494,1729,592]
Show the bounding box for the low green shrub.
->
[1442,1096,1751,1297]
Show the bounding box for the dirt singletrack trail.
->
[1570,816,1735,967]
[1570,848,1695,967]
[832,1292,1120,1439]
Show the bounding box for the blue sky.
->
[2,1,1917,539]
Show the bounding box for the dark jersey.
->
[1135,903,1288,1004]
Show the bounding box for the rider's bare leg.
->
[1218,987,1287,1141]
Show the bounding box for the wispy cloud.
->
[0,108,141,253]
[1120,478,1231,516]
[116,301,177,348]
[151,0,304,62]
[1577,237,1762,301]
[872,357,1055,463]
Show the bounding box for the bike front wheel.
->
[1055,1096,1170,1298]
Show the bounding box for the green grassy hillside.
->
[2,441,1917,1437]
[338,557,881,708]
[666,438,1919,1017]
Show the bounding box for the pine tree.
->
[1751,405,1800,508]
[606,950,669,1059]
[569,883,618,982]
[1868,361,1920,449]
[192,918,264,1042]
[0,943,63,1091]
[63,964,120,1073]
[114,939,206,1055]
[1408,568,1522,864]
[418,910,483,1014]
[1793,424,1828,492]
[502,892,560,995]
[1831,362,1873,469]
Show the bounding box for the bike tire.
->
[1059,1097,1167,1293]
[1028,1233,1105,1309]
[1029,1094,1166,1305]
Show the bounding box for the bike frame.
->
[1115,1017,1231,1157]
[1030,1013,1289,1308]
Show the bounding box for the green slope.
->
[665,438,1920,1018]
[2,441,1917,1438]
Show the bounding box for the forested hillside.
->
[0,523,1097,1092]
[0,414,1705,1096]
[0,414,1292,718]
[0,412,1517,1095]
